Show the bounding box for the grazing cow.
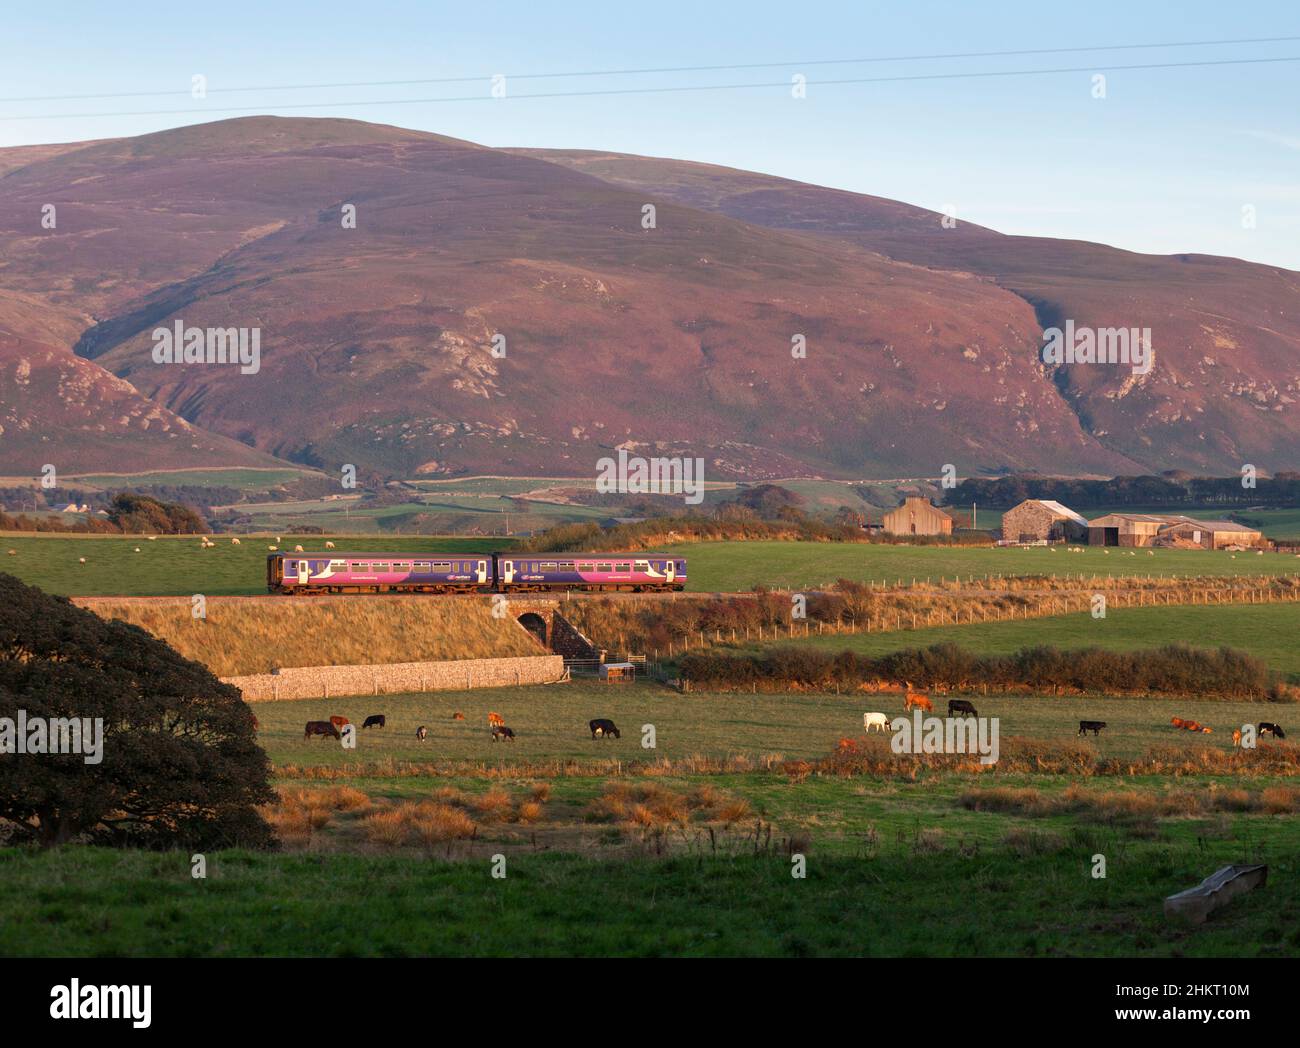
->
[1259,722,1287,739]
[589,718,620,739]
[1232,729,1242,748]
[1171,717,1187,729]
[948,699,978,717]
[415,725,428,741]
[1182,720,1202,733]
[487,711,505,729]
[329,715,350,730]
[362,714,386,729]
[904,689,933,713]
[862,711,892,733]
[491,725,516,742]
[452,711,465,721]
[1078,720,1106,736]
[305,720,340,740]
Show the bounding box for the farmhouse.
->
[1155,520,1264,550]
[883,497,953,537]
[1000,499,1089,544]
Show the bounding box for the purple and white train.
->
[267,550,686,594]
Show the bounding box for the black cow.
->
[1078,720,1107,736]
[589,718,621,739]
[304,720,340,740]
[491,725,516,742]
[415,725,428,741]
[947,700,978,717]
[1259,722,1287,739]
[362,714,386,729]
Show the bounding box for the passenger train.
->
[266,550,686,594]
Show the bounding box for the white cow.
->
[862,711,892,733]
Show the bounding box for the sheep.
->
[267,545,278,552]
[78,557,86,564]
[294,544,304,553]
[325,541,335,549]
[147,536,158,541]
[5,549,15,556]
[134,547,141,553]
[231,537,241,545]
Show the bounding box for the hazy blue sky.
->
[3,1,1297,268]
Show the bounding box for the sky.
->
[2,0,1298,269]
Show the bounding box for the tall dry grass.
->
[86,596,542,675]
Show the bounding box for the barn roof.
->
[1027,500,1088,527]
[1160,519,1262,534]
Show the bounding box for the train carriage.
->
[493,552,685,592]
[267,553,490,594]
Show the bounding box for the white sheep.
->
[231,538,241,545]
[5,549,15,556]
[134,547,141,553]
[294,544,304,553]
[268,545,278,552]
[78,557,86,564]
[325,541,335,549]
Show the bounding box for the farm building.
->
[1087,513,1193,547]
[1000,499,1089,543]
[882,497,954,537]
[1154,520,1264,550]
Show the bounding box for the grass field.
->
[252,681,1279,765]
[5,533,1298,597]
[667,540,1300,592]
[741,603,1300,682]
[0,535,517,596]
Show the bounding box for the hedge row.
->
[680,642,1281,700]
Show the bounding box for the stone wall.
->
[225,654,565,702]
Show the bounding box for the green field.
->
[747,603,1300,682]
[252,681,1280,766]
[668,540,1300,592]
[4,533,1298,597]
[0,535,517,597]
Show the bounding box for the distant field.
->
[744,603,1300,682]
[669,540,1300,592]
[69,467,316,490]
[0,535,517,597]
[4,533,1298,597]
[251,680,1281,766]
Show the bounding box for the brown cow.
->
[904,690,933,713]
[487,711,505,728]
[452,711,465,721]
[329,715,350,730]
[1232,729,1243,747]
[1171,717,1186,729]
[305,720,340,740]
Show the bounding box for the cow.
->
[1171,717,1187,729]
[948,699,978,717]
[904,689,933,713]
[1078,720,1106,736]
[362,714,386,729]
[452,711,465,721]
[487,711,505,729]
[415,725,428,741]
[1183,721,1203,733]
[1232,729,1243,748]
[305,720,340,740]
[491,725,516,742]
[589,718,620,739]
[1259,722,1287,739]
[329,715,350,730]
[862,712,892,733]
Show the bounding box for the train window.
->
[414,561,430,569]
[373,562,389,570]
[541,562,556,570]
[433,561,451,570]
[597,563,612,572]
[330,560,345,567]
[616,562,631,571]
[393,562,410,569]
[559,561,574,570]
[578,563,594,572]
[287,561,296,571]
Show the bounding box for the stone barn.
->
[883,497,954,537]
[1000,499,1089,544]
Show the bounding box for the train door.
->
[501,558,516,586]
[297,559,310,585]
[664,558,676,584]
[476,559,488,585]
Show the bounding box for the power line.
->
[1,33,1298,104]
[4,54,1298,122]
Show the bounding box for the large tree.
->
[0,573,275,848]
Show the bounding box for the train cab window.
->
[677,561,685,571]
